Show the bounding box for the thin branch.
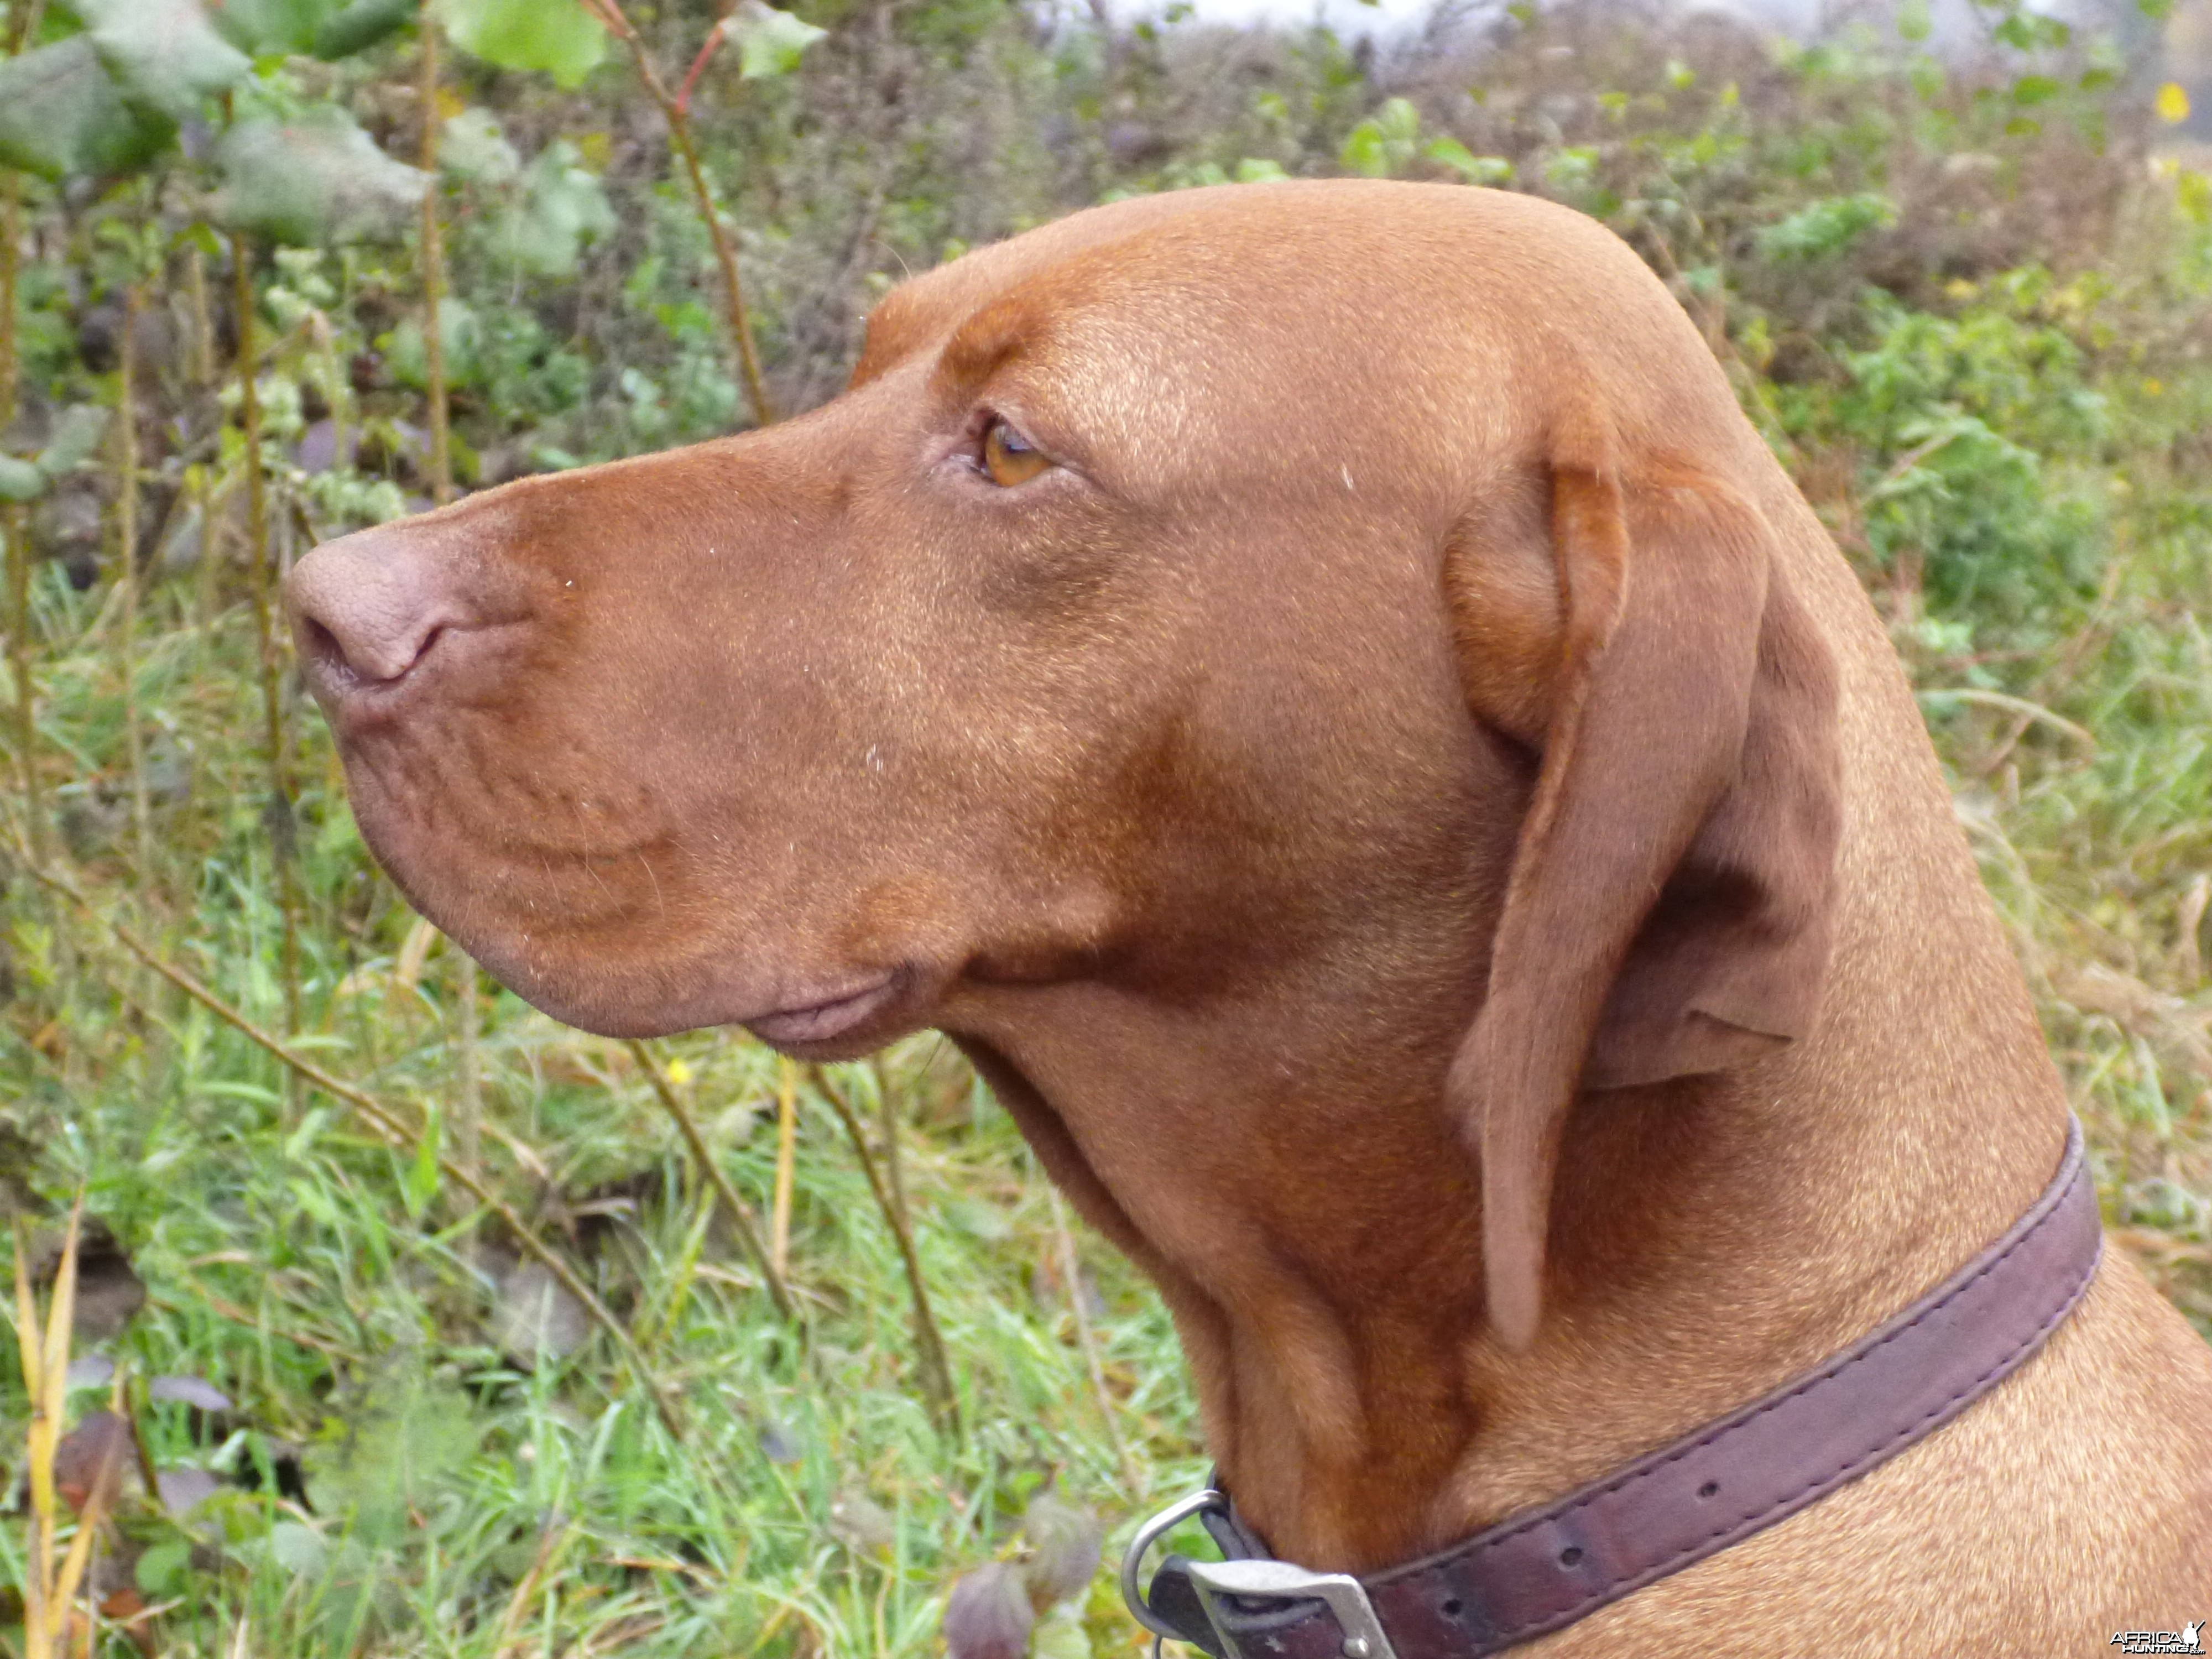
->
[624,1037,799,1324]
[812,1066,958,1436]
[418,5,455,508]
[675,20,729,116]
[415,19,487,1186]
[116,278,152,880]
[20,854,688,1441]
[231,234,303,1050]
[1,164,39,867]
[578,0,775,426]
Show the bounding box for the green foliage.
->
[79,0,253,121]
[211,108,429,246]
[487,140,618,279]
[206,0,363,55]
[727,1,829,81]
[1755,191,1897,260]
[439,0,608,89]
[311,0,419,60]
[0,35,172,180]
[1340,97,1510,182]
[0,405,109,501]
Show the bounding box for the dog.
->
[288,180,2212,1653]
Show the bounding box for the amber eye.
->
[980,418,1051,487]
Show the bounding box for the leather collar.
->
[1129,1117,2102,1658]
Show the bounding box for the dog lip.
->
[742,972,904,1045]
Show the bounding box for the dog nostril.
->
[301,617,346,671]
[1558,1547,1583,1568]
[288,529,472,687]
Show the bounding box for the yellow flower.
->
[665,1057,695,1087]
[2156,82,2191,125]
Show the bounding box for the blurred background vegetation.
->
[0,0,2205,1652]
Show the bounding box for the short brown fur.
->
[289,181,2212,1651]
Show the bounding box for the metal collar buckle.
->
[1120,1488,1400,1659]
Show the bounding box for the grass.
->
[1,19,2209,1655]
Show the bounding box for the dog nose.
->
[286,525,468,686]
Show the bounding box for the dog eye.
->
[980,419,1051,487]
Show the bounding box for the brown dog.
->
[288,181,2212,1652]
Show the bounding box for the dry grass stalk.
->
[11,1198,122,1659]
[771,1055,798,1283]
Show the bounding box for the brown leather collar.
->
[1130,1117,2102,1658]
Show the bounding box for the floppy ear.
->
[1447,439,1841,1350]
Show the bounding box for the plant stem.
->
[625,1037,799,1324]
[813,1066,958,1436]
[580,0,776,425]
[418,4,455,507]
[116,281,152,881]
[415,13,484,1184]
[2,166,40,869]
[232,237,303,1053]
[2,9,43,873]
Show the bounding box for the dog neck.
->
[949,823,2069,1573]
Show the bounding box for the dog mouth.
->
[742,971,906,1047]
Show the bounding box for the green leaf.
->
[313,0,419,59]
[38,405,111,476]
[1376,96,1421,145]
[487,140,614,278]
[1339,121,1389,177]
[1339,97,1422,178]
[206,0,345,54]
[403,1106,440,1218]
[1032,1606,1092,1659]
[725,1,826,81]
[439,107,520,185]
[267,1519,328,1578]
[1755,192,1896,262]
[0,37,174,182]
[211,107,429,247]
[305,1371,480,1546]
[80,0,251,121]
[134,1537,192,1598]
[384,296,482,389]
[0,456,47,502]
[1422,137,1511,185]
[438,0,607,89]
[1234,157,1288,182]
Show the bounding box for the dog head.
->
[289,180,1840,1346]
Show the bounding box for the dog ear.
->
[1447,441,1841,1350]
